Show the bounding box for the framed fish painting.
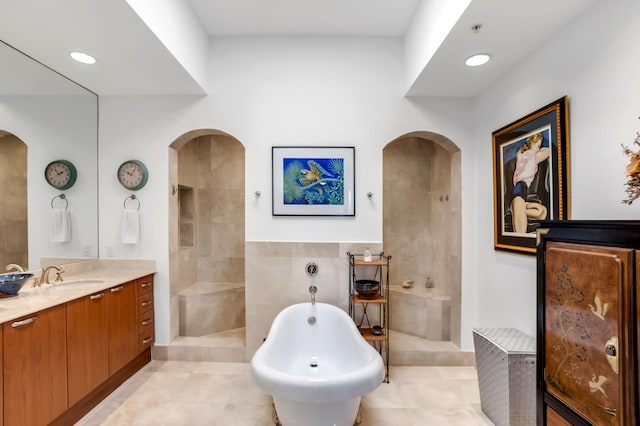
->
[272,146,355,216]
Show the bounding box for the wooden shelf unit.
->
[358,328,388,341]
[349,258,388,267]
[350,294,387,304]
[348,251,391,382]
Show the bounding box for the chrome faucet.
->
[309,285,317,305]
[5,264,25,273]
[35,265,64,286]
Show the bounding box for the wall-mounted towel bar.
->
[124,194,141,211]
[51,193,68,209]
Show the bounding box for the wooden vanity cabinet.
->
[0,326,2,426]
[107,280,138,374]
[136,275,155,352]
[0,275,154,425]
[52,276,154,425]
[66,289,109,406]
[66,278,153,407]
[537,221,640,425]
[3,304,67,426]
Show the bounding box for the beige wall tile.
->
[177,139,197,188]
[244,241,385,358]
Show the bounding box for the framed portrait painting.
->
[272,146,355,216]
[492,96,570,254]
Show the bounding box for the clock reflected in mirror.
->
[117,160,148,191]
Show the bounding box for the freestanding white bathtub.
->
[251,302,385,426]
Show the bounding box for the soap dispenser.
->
[363,247,372,263]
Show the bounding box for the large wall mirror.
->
[0,40,98,270]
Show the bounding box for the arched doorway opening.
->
[0,131,27,268]
[167,129,246,360]
[383,131,462,352]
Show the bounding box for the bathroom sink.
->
[47,279,104,291]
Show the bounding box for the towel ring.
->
[124,194,141,211]
[51,194,68,210]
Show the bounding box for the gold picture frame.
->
[492,96,570,254]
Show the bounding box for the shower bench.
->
[178,281,245,336]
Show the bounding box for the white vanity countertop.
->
[0,261,155,324]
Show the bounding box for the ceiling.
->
[0,41,90,96]
[187,0,420,36]
[0,0,597,97]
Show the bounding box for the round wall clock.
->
[117,159,148,190]
[44,159,77,190]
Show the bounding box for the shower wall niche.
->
[171,132,245,339]
[178,185,194,247]
[383,132,461,346]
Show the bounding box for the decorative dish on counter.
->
[0,273,34,297]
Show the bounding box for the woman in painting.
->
[510,132,550,233]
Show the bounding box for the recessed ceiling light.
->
[465,53,491,67]
[70,51,96,65]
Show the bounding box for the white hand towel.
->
[121,207,139,244]
[51,208,71,243]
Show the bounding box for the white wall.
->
[472,0,640,338]
[99,37,474,346]
[0,95,98,268]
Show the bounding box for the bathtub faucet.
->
[309,285,317,305]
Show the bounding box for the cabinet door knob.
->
[140,282,152,288]
[110,286,124,293]
[141,300,152,308]
[90,292,105,300]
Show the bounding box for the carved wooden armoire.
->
[537,221,640,425]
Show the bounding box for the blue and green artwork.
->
[282,157,344,205]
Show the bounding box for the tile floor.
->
[77,361,494,425]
